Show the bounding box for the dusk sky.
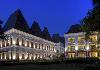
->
[0,0,93,36]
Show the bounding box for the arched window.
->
[22,38,24,46]
[47,46,48,50]
[35,43,37,49]
[6,40,9,46]
[0,41,2,48]
[2,41,5,47]
[31,42,33,48]
[39,44,40,49]
[53,47,54,51]
[27,41,29,47]
[16,38,19,45]
[11,38,12,45]
[42,44,43,50]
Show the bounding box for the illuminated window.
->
[12,39,16,45]
[68,38,75,43]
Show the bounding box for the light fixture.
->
[19,41,22,45]
[86,45,89,50]
[13,55,16,60]
[95,52,97,57]
[29,56,31,60]
[19,55,22,60]
[13,40,16,45]
[34,55,36,60]
[1,55,2,60]
[4,54,6,59]
[25,55,27,59]
[75,46,78,50]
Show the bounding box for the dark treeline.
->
[66,0,100,34]
[0,9,64,44]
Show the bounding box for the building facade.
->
[55,42,64,54]
[0,28,56,60]
[64,32,100,58]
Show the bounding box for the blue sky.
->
[0,0,93,36]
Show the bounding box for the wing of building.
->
[64,31,100,58]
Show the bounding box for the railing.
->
[78,48,86,51]
[67,49,75,52]
[68,42,76,45]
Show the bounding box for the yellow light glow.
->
[29,56,31,59]
[13,55,16,60]
[4,54,6,59]
[34,55,36,60]
[25,43,27,46]
[29,44,31,47]
[25,55,27,59]
[1,44,2,48]
[75,46,78,50]
[19,55,22,60]
[95,52,97,57]
[65,47,67,51]
[1,55,2,59]
[13,40,16,45]
[19,42,22,45]
[86,45,89,50]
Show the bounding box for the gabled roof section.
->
[3,9,30,33]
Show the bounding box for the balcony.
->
[67,48,75,52]
[78,41,85,45]
[68,42,76,46]
[89,47,97,51]
[78,48,86,51]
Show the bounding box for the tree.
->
[42,27,51,41]
[4,9,30,33]
[81,2,100,50]
[52,34,60,43]
[0,20,8,40]
[0,20,3,35]
[30,21,42,37]
[93,0,100,6]
[66,24,83,34]
[52,33,65,45]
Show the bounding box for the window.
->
[16,38,19,45]
[31,42,33,48]
[39,44,40,49]
[27,41,29,47]
[35,43,37,49]
[68,38,75,43]
[22,38,24,46]
[42,44,43,50]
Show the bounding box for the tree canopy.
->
[52,33,65,45]
[66,24,83,34]
[42,27,51,41]
[3,9,30,33]
[30,21,42,37]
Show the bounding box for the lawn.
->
[0,63,100,70]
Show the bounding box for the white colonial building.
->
[0,28,56,60]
